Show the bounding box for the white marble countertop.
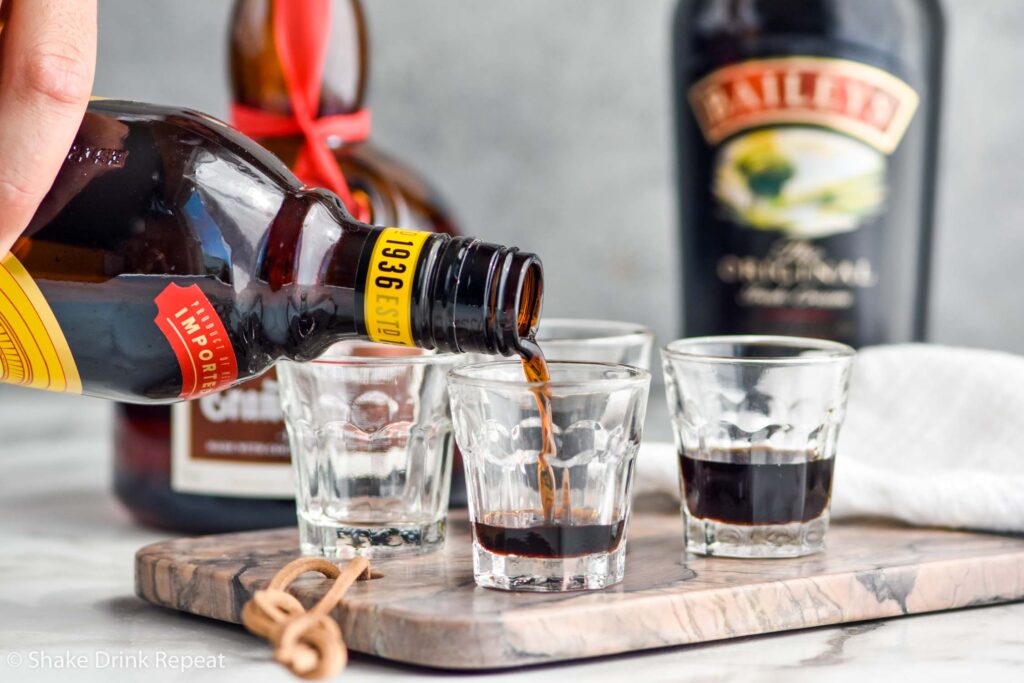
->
[1,387,1022,683]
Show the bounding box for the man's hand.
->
[0,0,97,257]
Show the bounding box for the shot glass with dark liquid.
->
[662,336,854,558]
[448,361,650,591]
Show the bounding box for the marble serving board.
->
[135,510,1024,670]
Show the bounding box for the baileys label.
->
[688,56,919,315]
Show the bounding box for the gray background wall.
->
[0,0,1021,415]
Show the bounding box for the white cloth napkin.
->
[636,344,1024,533]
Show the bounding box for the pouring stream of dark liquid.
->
[517,338,558,523]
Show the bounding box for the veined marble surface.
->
[1,386,1022,682]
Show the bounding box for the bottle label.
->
[0,254,82,393]
[364,227,430,346]
[153,283,239,399]
[171,370,293,498]
[687,57,919,340]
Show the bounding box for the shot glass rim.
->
[535,318,655,348]
[308,343,462,367]
[448,359,651,391]
[662,335,855,365]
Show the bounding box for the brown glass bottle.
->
[10,100,541,397]
[113,0,466,531]
[0,100,542,531]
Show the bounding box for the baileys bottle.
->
[672,0,943,345]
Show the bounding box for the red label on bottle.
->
[154,283,239,399]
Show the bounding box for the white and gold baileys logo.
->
[689,57,919,154]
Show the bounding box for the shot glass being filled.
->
[448,319,654,507]
[449,361,650,592]
[662,336,855,558]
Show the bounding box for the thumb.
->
[0,0,97,258]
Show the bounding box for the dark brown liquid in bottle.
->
[680,448,835,525]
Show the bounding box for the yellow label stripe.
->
[0,254,82,394]
[364,228,430,347]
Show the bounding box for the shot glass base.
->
[299,515,446,559]
[683,512,829,558]
[472,542,626,592]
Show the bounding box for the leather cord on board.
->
[241,557,375,680]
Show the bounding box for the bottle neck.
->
[262,191,543,361]
[229,0,368,116]
[407,235,544,356]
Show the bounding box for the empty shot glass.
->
[449,361,650,591]
[662,336,855,558]
[535,319,655,369]
[278,341,461,558]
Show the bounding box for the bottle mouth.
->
[489,250,543,357]
[515,258,544,342]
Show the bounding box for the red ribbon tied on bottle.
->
[231,0,372,222]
